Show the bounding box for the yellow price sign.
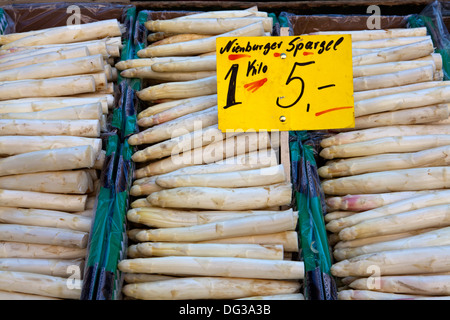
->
[216,35,354,131]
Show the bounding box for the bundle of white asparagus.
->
[0,19,125,300]
[118,8,304,300]
[314,27,450,300]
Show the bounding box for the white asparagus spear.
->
[126,245,142,258]
[0,46,75,63]
[129,107,217,145]
[320,134,450,160]
[118,256,304,280]
[127,207,291,228]
[0,47,90,72]
[0,224,88,248]
[110,67,118,81]
[147,31,195,42]
[106,36,122,48]
[429,118,450,125]
[137,22,265,57]
[354,104,449,130]
[0,207,91,232]
[131,149,277,195]
[0,97,108,114]
[349,275,450,295]
[130,229,299,252]
[0,29,50,45]
[149,33,212,46]
[123,274,177,283]
[74,209,94,217]
[352,60,436,78]
[353,80,450,102]
[0,103,103,120]
[325,190,441,211]
[0,145,97,176]
[0,75,96,100]
[148,181,291,210]
[95,150,105,171]
[0,290,61,300]
[137,94,217,127]
[0,119,100,137]
[151,55,216,72]
[133,242,284,260]
[333,228,438,250]
[155,164,286,188]
[0,258,82,278]
[331,246,450,277]
[0,190,87,212]
[0,271,81,299]
[0,242,86,259]
[324,211,356,222]
[1,40,110,60]
[352,39,434,66]
[115,57,195,71]
[353,65,435,92]
[434,68,444,80]
[174,8,267,19]
[130,198,151,209]
[135,209,296,242]
[195,231,299,252]
[337,289,427,300]
[85,72,109,91]
[134,132,271,177]
[98,82,114,94]
[106,45,120,58]
[319,144,450,178]
[311,27,428,41]
[129,179,163,196]
[320,125,450,148]
[0,135,101,156]
[327,190,450,233]
[321,167,450,196]
[132,124,233,162]
[2,19,122,49]
[334,227,450,260]
[351,35,431,49]
[121,68,215,81]
[174,148,277,172]
[122,277,300,300]
[137,75,217,101]
[354,85,450,117]
[0,28,119,47]
[0,54,104,81]
[415,53,443,72]
[146,17,273,34]
[0,170,93,194]
[352,47,378,56]
[103,64,113,81]
[134,148,277,180]
[339,204,450,241]
[66,93,114,109]
[138,94,214,119]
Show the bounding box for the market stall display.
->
[0,6,127,299]
[0,0,448,302]
[117,7,305,300]
[314,27,450,300]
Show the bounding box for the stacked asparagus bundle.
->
[0,19,124,300]
[315,27,450,300]
[117,8,305,300]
